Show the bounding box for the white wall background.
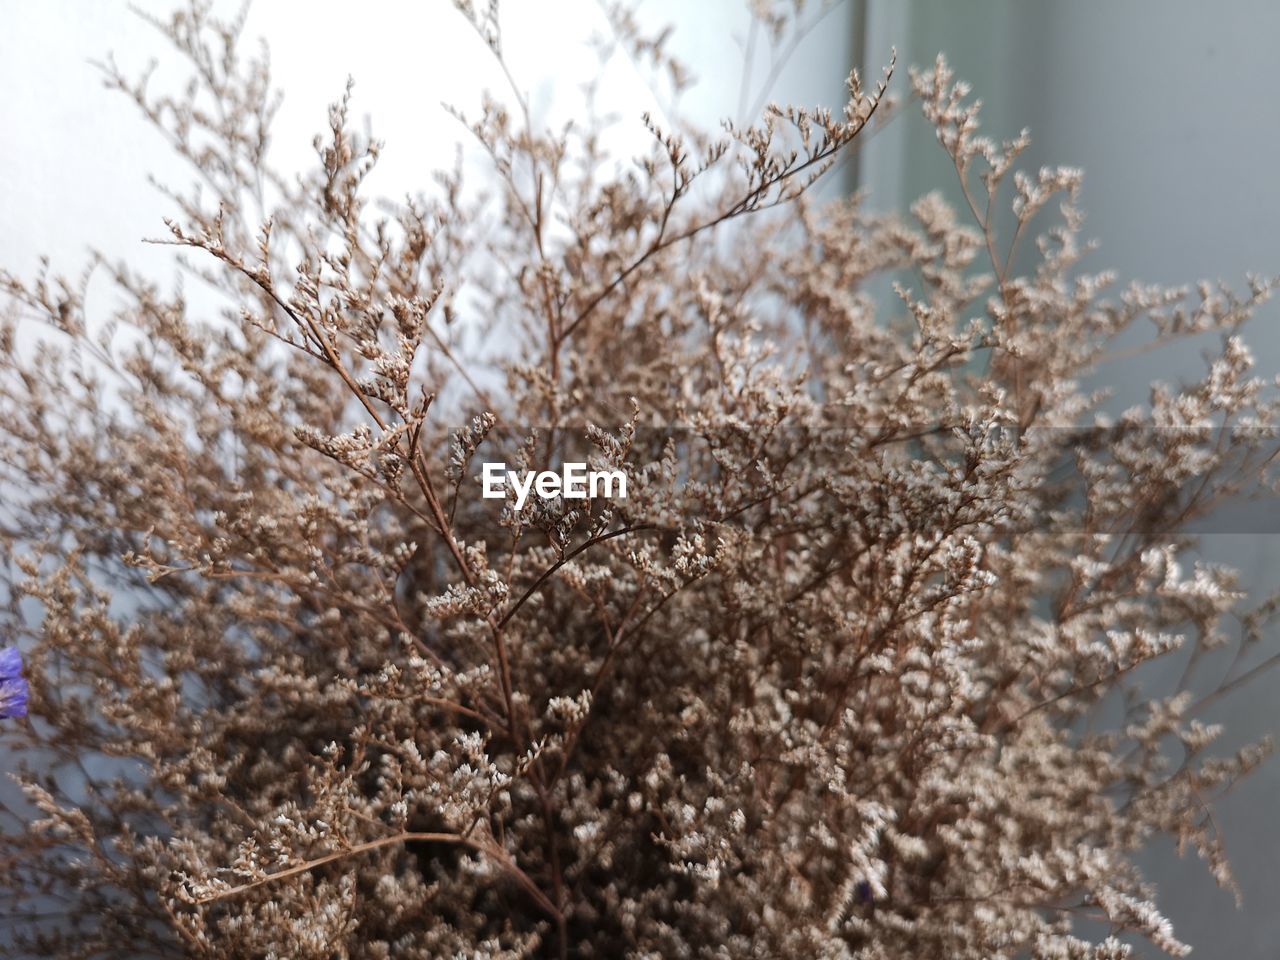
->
[0,0,852,279]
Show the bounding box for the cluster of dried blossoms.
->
[1,2,1277,958]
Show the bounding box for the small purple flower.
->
[0,646,29,719]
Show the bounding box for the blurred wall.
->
[0,0,852,278]
[859,3,1280,956]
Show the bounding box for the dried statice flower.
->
[0,3,1277,959]
[0,647,28,719]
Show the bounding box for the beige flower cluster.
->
[0,3,1276,958]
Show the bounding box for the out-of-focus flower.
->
[0,647,29,719]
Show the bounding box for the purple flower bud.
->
[0,647,29,719]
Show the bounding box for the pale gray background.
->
[2,1,1277,956]
[859,4,1280,956]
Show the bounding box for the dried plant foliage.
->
[1,3,1278,958]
